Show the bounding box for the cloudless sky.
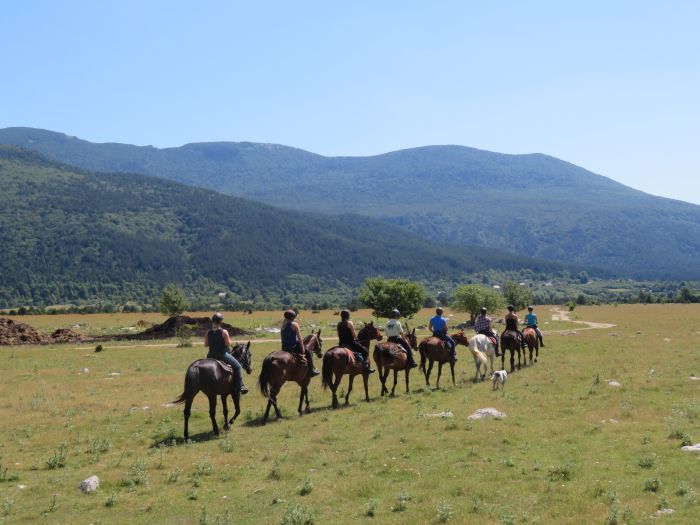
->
[1,1,698,203]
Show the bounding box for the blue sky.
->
[1,1,698,203]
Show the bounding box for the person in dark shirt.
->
[337,309,374,373]
[281,309,319,377]
[204,313,247,394]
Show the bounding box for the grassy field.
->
[0,305,699,524]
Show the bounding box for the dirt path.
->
[546,307,616,332]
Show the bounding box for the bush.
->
[453,284,504,322]
[358,277,424,319]
[159,284,189,318]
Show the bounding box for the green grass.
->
[0,305,699,523]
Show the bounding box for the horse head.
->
[358,321,383,344]
[304,330,323,357]
[231,341,252,374]
[451,330,470,347]
[405,327,417,350]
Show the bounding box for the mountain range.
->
[0,145,565,308]
[2,127,698,280]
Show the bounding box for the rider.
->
[429,307,457,361]
[204,313,248,395]
[281,309,320,377]
[523,305,545,347]
[474,307,499,356]
[504,305,524,349]
[337,309,374,373]
[384,309,417,368]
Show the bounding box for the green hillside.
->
[2,127,699,279]
[0,145,566,308]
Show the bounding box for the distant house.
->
[218,292,227,299]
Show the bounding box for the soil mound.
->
[129,315,250,340]
[0,318,44,345]
[50,328,91,343]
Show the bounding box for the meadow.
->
[0,305,699,524]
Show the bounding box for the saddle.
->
[340,347,363,364]
[487,336,498,347]
[380,342,404,358]
[214,360,233,374]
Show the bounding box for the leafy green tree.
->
[452,284,504,322]
[501,280,533,311]
[158,284,189,318]
[358,277,425,319]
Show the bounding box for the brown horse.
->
[321,323,383,408]
[374,328,418,396]
[500,330,524,372]
[522,327,539,365]
[258,331,323,423]
[174,342,252,440]
[418,331,469,388]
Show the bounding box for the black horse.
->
[174,342,252,440]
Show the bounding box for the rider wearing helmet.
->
[204,313,248,394]
[429,307,457,361]
[337,309,374,373]
[384,309,417,368]
[523,305,545,347]
[281,309,320,377]
[474,307,499,356]
[504,305,525,349]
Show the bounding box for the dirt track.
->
[547,307,616,331]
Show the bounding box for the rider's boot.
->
[306,350,320,377]
[450,346,458,362]
[364,355,376,374]
[407,349,418,368]
[539,335,545,347]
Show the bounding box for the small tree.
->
[501,280,533,311]
[358,277,425,319]
[158,284,189,318]
[452,284,505,322]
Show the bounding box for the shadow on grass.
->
[150,431,221,448]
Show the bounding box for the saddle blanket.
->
[343,348,363,364]
[487,336,498,347]
[214,360,233,374]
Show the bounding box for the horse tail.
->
[418,341,427,372]
[173,364,198,404]
[321,350,334,390]
[373,345,383,376]
[258,356,273,398]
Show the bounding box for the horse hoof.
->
[223,425,230,432]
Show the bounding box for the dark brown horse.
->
[418,331,470,388]
[258,331,323,423]
[321,323,383,408]
[522,327,539,365]
[374,328,418,396]
[174,342,252,440]
[500,330,524,372]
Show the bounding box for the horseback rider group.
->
[203,304,545,392]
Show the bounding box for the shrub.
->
[643,475,661,493]
[281,503,314,525]
[436,500,454,522]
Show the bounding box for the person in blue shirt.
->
[429,307,456,361]
[523,305,545,347]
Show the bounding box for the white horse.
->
[468,333,498,378]
[469,345,489,381]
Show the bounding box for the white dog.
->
[492,370,507,390]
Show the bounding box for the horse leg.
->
[450,362,455,386]
[390,369,398,396]
[263,398,272,424]
[183,396,193,440]
[270,386,282,419]
[381,368,390,396]
[436,362,443,388]
[221,395,230,431]
[363,372,370,402]
[297,385,305,415]
[229,391,241,425]
[345,374,355,405]
[535,344,539,363]
[332,373,343,409]
[501,347,506,370]
[425,360,434,387]
[207,394,220,436]
[510,349,515,373]
[304,384,311,414]
[405,368,410,394]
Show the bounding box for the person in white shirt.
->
[385,309,417,368]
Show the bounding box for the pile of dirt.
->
[0,318,45,345]
[49,328,92,343]
[0,318,91,345]
[127,315,250,340]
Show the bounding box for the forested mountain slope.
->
[2,127,699,279]
[0,146,565,307]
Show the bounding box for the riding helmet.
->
[527,305,533,311]
[340,309,350,320]
[436,307,444,315]
[212,312,224,323]
[480,307,487,314]
[391,309,400,318]
[283,309,297,320]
